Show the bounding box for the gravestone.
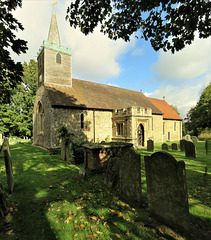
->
[0,138,14,193]
[147,140,154,152]
[184,134,191,141]
[105,148,142,207]
[144,152,189,232]
[192,136,198,142]
[171,143,178,150]
[205,139,211,155]
[185,141,196,158]
[180,139,186,152]
[162,143,169,150]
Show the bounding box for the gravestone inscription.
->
[185,141,196,158]
[144,152,189,232]
[147,140,154,152]
[162,143,169,150]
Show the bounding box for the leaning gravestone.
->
[180,139,186,152]
[105,148,142,207]
[0,138,14,193]
[147,140,154,152]
[192,136,198,142]
[185,141,196,158]
[171,143,178,150]
[144,152,189,232]
[162,143,169,150]
[205,139,211,155]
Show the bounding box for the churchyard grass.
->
[0,141,210,239]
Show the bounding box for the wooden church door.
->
[138,124,144,146]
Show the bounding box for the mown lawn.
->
[0,141,210,240]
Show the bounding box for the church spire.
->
[47,9,61,46]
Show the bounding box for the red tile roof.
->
[44,78,163,115]
[148,97,183,120]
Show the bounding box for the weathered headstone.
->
[185,141,196,158]
[0,138,14,194]
[171,143,178,150]
[184,134,191,141]
[192,136,198,142]
[105,148,142,207]
[144,152,189,232]
[180,139,186,152]
[162,143,169,150]
[205,139,211,155]
[147,140,154,152]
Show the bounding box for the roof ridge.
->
[72,78,145,94]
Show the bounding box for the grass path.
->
[0,141,210,240]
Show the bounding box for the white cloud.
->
[107,83,119,87]
[149,73,211,118]
[144,92,152,97]
[151,35,211,81]
[10,0,135,81]
[131,48,144,56]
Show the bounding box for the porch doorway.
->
[138,124,144,146]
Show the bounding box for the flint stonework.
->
[180,139,186,152]
[171,143,178,150]
[147,140,154,152]
[162,143,169,150]
[144,152,189,232]
[185,141,196,158]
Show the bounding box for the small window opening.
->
[117,122,123,136]
[81,113,84,129]
[56,53,61,64]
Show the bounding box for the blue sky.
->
[11,0,211,118]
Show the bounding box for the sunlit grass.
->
[0,141,210,239]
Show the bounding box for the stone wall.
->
[42,47,72,87]
[151,114,163,143]
[51,108,112,147]
[33,86,53,149]
[163,119,182,142]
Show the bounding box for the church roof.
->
[148,97,183,120]
[44,79,163,115]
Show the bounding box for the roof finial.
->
[47,8,61,46]
[163,96,165,101]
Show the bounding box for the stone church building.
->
[33,10,182,151]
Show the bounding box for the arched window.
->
[56,53,61,64]
[81,113,84,129]
[37,102,44,134]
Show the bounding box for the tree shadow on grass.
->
[3,142,210,240]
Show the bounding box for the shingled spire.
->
[47,9,61,46]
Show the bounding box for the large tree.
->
[66,0,211,53]
[0,0,27,104]
[185,83,211,135]
[0,60,37,138]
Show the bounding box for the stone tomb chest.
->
[83,142,133,172]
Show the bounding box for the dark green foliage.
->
[0,0,28,104]
[66,0,211,53]
[0,60,37,137]
[185,83,211,136]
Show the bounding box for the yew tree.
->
[66,0,211,53]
